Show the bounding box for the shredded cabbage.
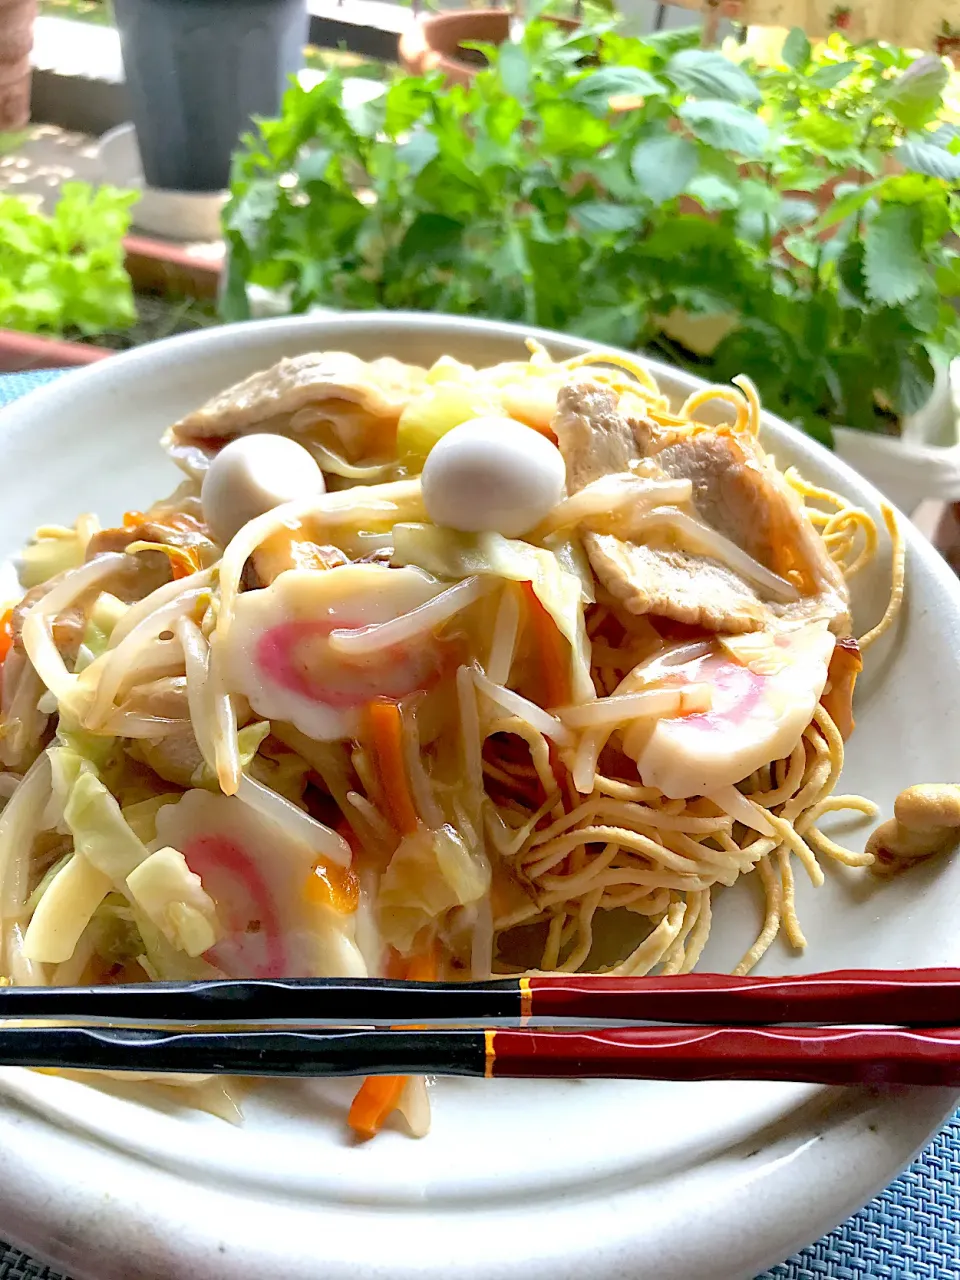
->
[391,525,595,704]
[196,720,270,792]
[22,851,112,964]
[377,824,490,954]
[19,519,96,589]
[396,380,500,470]
[126,846,220,957]
[74,592,129,674]
[64,771,153,886]
[122,793,184,844]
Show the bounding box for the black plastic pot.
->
[113,0,307,194]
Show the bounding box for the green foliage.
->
[223,21,960,443]
[0,184,138,337]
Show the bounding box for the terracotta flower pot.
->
[399,9,578,88]
[0,328,112,373]
[0,0,36,131]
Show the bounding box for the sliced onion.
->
[329,576,494,656]
[209,633,241,797]
[0,752,51,917]
[486,585,520,687]
[401,708,443,830]
[396,1076,432,1139]
[178,616,216,768]
[236,772,350,867]
[632,508,799,602]
[83,584,209,728]
[558,684,712,731]
[218,478,424,636]
[706,784,775,836]
[473,669,575,748]
[456,665,484,830]
[21,553,128,709]
[108,568,215,650]
[536,475,693,537]
[309,441,397,483]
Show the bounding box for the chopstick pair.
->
[5,968,960,1086]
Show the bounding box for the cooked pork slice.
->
[553,382,653,491]
[650,429,850,632]
[173,352,426,439]
[588,536,771,634]
[552,380,851,636]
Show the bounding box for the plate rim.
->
[1,311,958,1280]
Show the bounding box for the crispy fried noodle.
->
[0,342,920,1137]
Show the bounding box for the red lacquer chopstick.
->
[486,1025,960,1085]
[2,969,959,1027]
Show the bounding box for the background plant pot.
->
[0,329,111,373]
[112,0,308,194]
[0,0,36,131]
[833,361,960,515]
[399,9,578,86]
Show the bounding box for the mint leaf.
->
[296,147,333,185]
[896,345,936,417]
[863,204,925,306]
[809,61,857,89]
[898,138,960,183]
[782,28,810,71]
[571,66,667,110]
[782,233,820,268]
[816,181,880,231]
[572,202,641,233]
[396,129,440,177]
[677,101,768,158]
[885,55,949,131]
[630,135,699,205]
[399,213,463,264]
[666,50,761,104]
[685,172,739,211]
[498,42,530,100]
[644,25,701,57]
[225,179,278,249]
[343,83,387,139]
[790,114,858,163]
[778,198,818,229]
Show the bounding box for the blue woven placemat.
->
[2,367,960,1280]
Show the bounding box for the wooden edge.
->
[123,235,224,303]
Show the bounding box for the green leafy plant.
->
[0,183,138,337]
[223,20,960,445]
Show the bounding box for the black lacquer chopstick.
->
[3,969,960,1028]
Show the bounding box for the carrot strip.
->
[521,582,570,709]
[0,609,13,664]
[365,699,419,836]
[348,1075,407,1141]
[405,947,438,983]
[347,949,437,1139]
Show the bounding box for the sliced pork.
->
[553,382,851,637]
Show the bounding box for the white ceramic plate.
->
[1,313,959,1280]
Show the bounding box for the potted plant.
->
[399,0,586,87]
[112,0,309,194]
[0,0,35,131]
[0,182,216,370]
[222,19,960,511]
